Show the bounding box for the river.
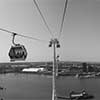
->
[0,73,100,100]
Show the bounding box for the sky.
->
[0,0,100,62]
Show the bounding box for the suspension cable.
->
[32,0,54,38]
[0,28,48,43]
[58,0,68,39]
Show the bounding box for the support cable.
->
[0,28,48,43]
[32,0,54,38]
[58,0,68,39]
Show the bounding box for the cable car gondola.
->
[9,33,27,61]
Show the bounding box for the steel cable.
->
[0,28,48,43]
[58,0,68,39]
[32,0,54,38]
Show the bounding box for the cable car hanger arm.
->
[12,33,18,46]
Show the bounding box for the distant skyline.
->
[0,0,100,62]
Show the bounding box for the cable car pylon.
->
[49,38,60,100]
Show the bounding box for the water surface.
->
[0,73,100,100]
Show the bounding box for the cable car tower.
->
[48,0,68,99]
[49,38,60,100]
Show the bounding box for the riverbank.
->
[0,61,100,77]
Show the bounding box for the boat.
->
[57,90,94,100]
[69,90,94,100]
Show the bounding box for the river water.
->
[0,73,100,100]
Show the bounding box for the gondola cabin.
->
[9,44,27,61]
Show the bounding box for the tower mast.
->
[49,38,60,100]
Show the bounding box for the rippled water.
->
[0,73,100,100]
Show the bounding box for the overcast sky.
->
[0,0,100,62]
